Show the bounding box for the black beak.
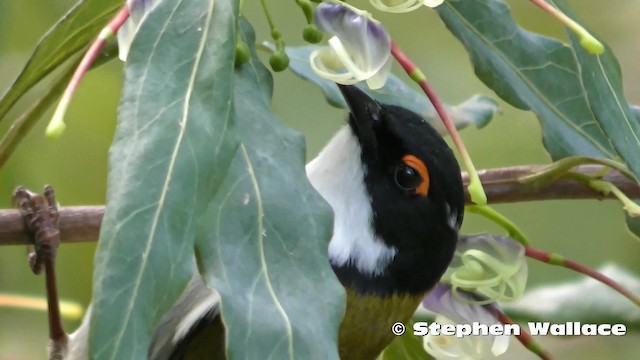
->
[338,85,381,122]
[337,84,381,153]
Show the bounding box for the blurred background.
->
[0,0,639,358]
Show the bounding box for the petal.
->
[329,37,375,80]
[118,0,158,61]
[421,0,445,8]
[365,54,392,89]
[313,2,391,88]
[491,333,510,356]
[117,19,137,61]
[370,0,425,13]
[309,47,360,85]
[441,234,528,303]
[422,284,496,325]
[314,2,366,36]
[423,315,508,359]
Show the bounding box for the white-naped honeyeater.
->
[306,85,464,359]
[57,84,464,360]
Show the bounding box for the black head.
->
[333,85,464,296]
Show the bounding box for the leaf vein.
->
[239,143,295,359]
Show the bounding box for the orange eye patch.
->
[401,155,430,196]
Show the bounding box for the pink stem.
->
[496,310,554,360]
[390,42,486,204]
[57,6,130,116]
[526,247,640,307]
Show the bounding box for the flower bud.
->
[269,51,290,72]
[235,40,251,67]
[303,24,323,44]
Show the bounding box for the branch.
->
[1,165,638,246]
[1,206,102,246]
[465,164,640,203]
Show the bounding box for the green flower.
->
[441,234,528,304]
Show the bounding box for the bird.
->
[306,85,464,359]
[55,84,464,360]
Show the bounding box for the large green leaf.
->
[196,21,344,360]
[504,264,640,329]
[437,0,618,160]
[438,0,640,238]
[553,0,640,181]
[0,0,121,123]
[89,0,239,358]
[276,45,498,134]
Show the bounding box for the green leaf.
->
[196,21,344,360]
[438,0,640,238]
[0,43,118,169]
[553,0,640,181]
[625,201,640,241]
[625,107,640,239]
[504,264,640,329]
[382,326,433,360]
[0,0,121,123]
[273,44,498,134]
[437,0,618,160]
[631,105,640,123]
[89,0,239,358]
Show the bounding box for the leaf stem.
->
[0,43,118,169]
[528,0,603,54]
[465,205,529,246]
[390,42,486,205]
[588,179,640,217]
[525,247,640,308]
[46,5,130,137]
[564,172,640,217]
[518,156,635,188]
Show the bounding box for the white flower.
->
[118,0,158,61]
[441,234,528,304]
[370,0,444,13]
[311,2,392,89]
[422,285,510,359]
[424,315,509,360]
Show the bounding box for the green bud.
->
[235,40,251,67]
[580,37,605,55]
[269,51,290,72]
[303,24,323,44]
[271,30,281,40]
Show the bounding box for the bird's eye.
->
[395,165,421,190]
[394,155,430,196]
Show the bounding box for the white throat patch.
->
[306,126,397,276]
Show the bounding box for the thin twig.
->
[0,165,638,246]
